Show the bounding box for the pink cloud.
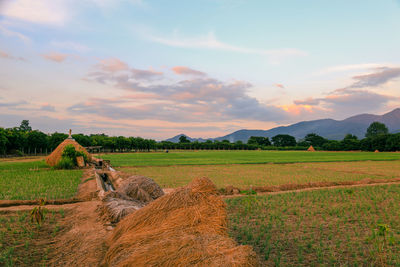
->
[42,52,68,62]
[0,50,25,61]
[98,58,129,72]
[124,93,160,100]
[275,83,285,89]
[40,103,55,112]
[172,66,206,76]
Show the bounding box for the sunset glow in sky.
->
[1,0,400,140]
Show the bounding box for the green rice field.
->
[99,150,400,167]
[0,160,82,200]
[226,184,400,266]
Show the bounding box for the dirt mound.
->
[103,177,257,267]
[102,175,164,223]
[46,138,91,166]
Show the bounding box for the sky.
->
[0,0,400,140]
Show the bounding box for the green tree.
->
[322,140,343,151]
[385,134,400,151]
[179,135,190,143]
[304,133,327,147]
[49,132,68,150]
[72,134,91,147]
[27,130,48,154]
[19,120,32,132]
[341,134,360,151]
[0,128,9,154]
[365,122,388,138]
[247,136,271,146]
[271,134,296,147]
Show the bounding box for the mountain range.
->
[165,108,400,143]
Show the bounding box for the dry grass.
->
[45,138,91,167]
[103,177,257,267]
[120,161,400,189]
[102,175,164,223]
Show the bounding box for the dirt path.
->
[0,156,45,162]
[0,168,109,266]
[48,200,110,267]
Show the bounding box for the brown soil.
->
[46,169,108,266]
[0,156,45,162]
[75,168,99,201]
[48,201,110,267]
[0,198,83,208]
[0,166,108,266]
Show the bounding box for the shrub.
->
[61,145,87,166]
[54,157,75,169]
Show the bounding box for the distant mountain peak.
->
[164,108,400,143]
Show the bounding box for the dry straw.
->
[103,177,258,267]
[46,138,91,166]
[102,175,165,223]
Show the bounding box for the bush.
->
[61,145,87,165]
[54,157,75,169]
[55,144,88,169]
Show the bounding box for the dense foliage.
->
[0,120,399,155]
[53,145,88,169]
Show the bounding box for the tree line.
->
[0,120,399,156]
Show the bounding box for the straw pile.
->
[102,175,164,223]
[46,138,91,166]
[103,177,258,267]
[307,145,315,151]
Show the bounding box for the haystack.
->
[307,145,315,151]
[102,175,164,223]
[103,177,258,267]
[46,136,91,166]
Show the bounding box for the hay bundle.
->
[102,176,164,223]
[118,175,165,203]
[46,138,91,166]
[102,191,145,223]
[103,177,258,267]
[307,145,315,151]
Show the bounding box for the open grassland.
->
[100,150,400,167]
[0,210,64,266]
[121,161,400,189]
[226,184,400,266]
[0,161,82,200]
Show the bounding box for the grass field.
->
[121,160,400,189]
[0,210,64,266]
[99,150,400,166]
[0,160,82,200]
[226,184,400,266]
